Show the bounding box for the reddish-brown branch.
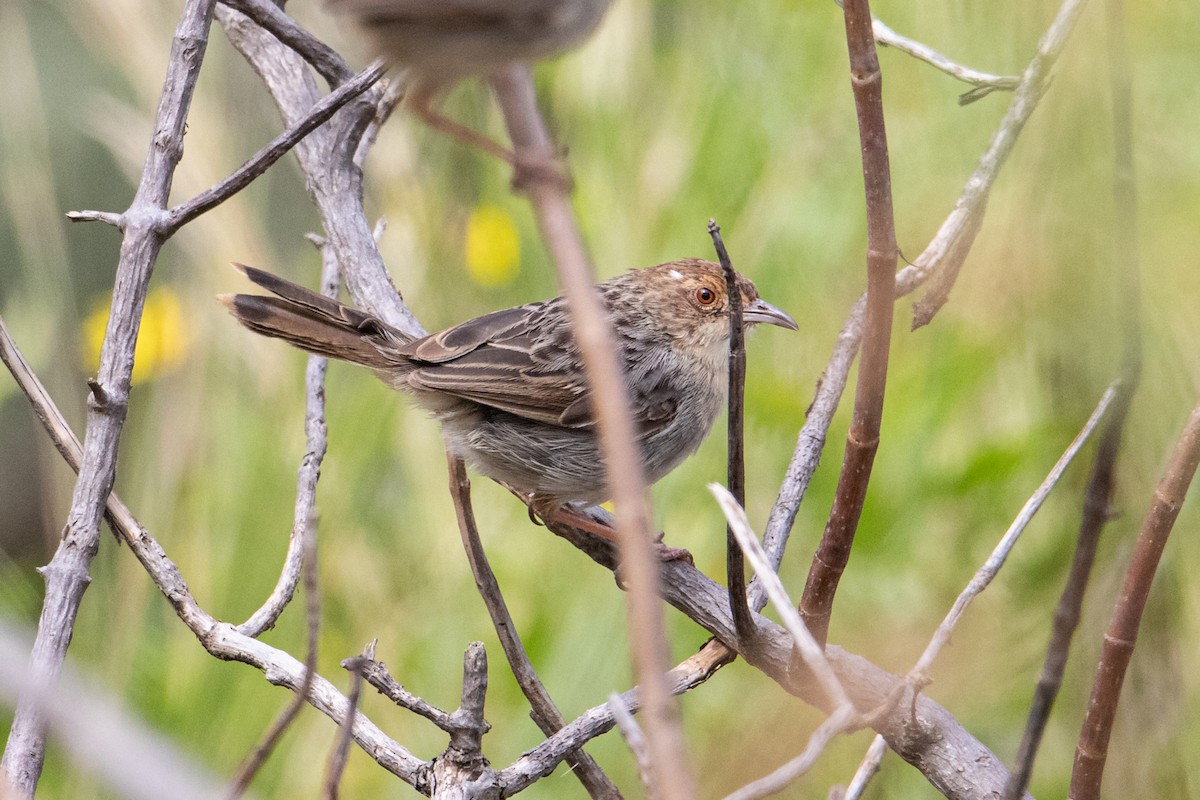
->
[1070,403,1200,799]
[798,0,898,647]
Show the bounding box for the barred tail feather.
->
[220,264,409,370]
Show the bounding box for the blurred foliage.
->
[2,0,1199,798]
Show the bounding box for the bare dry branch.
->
[324,649,370,799]
[841,734,887,800]
[868,14,1020,100]
[239,246,339,637]
[167,60,386,232]
[219,0,353,87]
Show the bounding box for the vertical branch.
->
[1005,1,1142,794]
[490,66,695,800]
[1070,403,1200,799]
[0,0,218,793]
[708,221,754,644]
[799,0,898,647]
[447,455,623,799]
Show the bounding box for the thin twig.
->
[447,455,623,799]
[490,64,694,800]
[841,734,887,800]
[709,221,754,646]
[722,705,858,800]
[608,693,654,797]
[0,1,219,793]
[324,648,371,799]
[499,641,733,795]
[799,0,899,648]
[354,657,452,731]
[1069,403,1200,800]
[907,384,1116,686]
[868,15,1020,102]
[712,487,864,800]
[239,245,338,637]
[63,210,123,226]
[166,60,386,232]
[219,0,353,87]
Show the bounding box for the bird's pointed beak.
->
[743,298,798,331]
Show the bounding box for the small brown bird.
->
[221,260,796,532]
[327,0,613,170]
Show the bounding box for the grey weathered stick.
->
[841,734,887,800]
[799,0,899,648]
[219,0,353,86]
[712,486,849,711]
[490,64,694,800]
[1070,402,1200,799]
[909,384,1116,684]
[713,486,863,800]
[722,706,858,800]
[324,649,370,799]
[165,60,386,232]
[217,4,424,339]
[0,315,429,788]
[708,220,754,645]
[239,246,338,637]
[868,14,1020,101]
[0,1,218,793]
[354,657,452,731]
[447,455,623,799]
[608,693,653,795]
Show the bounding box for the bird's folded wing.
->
[399,300,675,436]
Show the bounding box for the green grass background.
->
[2,0,1199,797]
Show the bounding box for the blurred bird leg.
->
[407,81,571,190]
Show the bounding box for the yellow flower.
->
[82,286,189,384]
[465,204,520,287]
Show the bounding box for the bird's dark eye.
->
[695,287,717,306]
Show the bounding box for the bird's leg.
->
[408,85,572,191]
[529,496,693,566]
